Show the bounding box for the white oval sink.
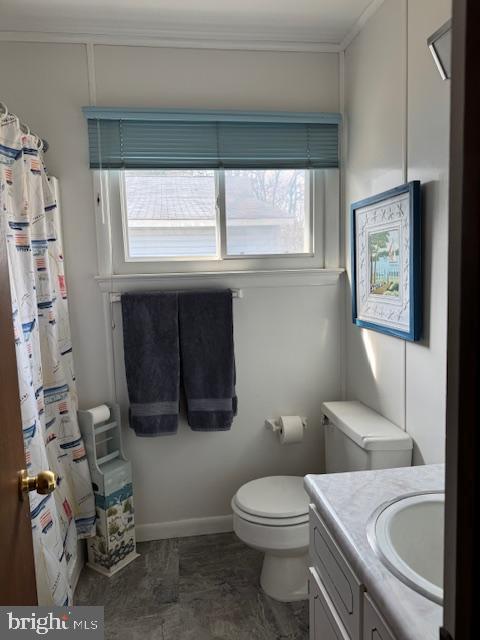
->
[368,492,444,604]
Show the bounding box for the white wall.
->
[343,0,451,464]
[114,283,342,535]
[94,46,339,111]
[0,42,342,536]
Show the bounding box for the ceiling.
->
[0,0,378,48]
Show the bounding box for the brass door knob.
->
[19,469,56,499]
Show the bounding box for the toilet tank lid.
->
[321,401,413,451]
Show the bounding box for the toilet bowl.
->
[231,476,310,602]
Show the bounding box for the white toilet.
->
[232,401,413,602]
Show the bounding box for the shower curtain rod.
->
[0,101,49,152]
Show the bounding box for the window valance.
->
[83,107,341,170]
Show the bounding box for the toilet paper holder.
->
[265,417,308,433]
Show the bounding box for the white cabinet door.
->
[364,594,396,640]
[309,504,363,639]
[309,568,350,640]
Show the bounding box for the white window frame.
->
[96,168,339,276]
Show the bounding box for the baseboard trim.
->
[136,515,234,542]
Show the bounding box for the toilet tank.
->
[321,401,413,473]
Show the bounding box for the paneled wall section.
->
[343,0,451,464]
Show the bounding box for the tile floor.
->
[75,533,309,640]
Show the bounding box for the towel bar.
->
[108,289,243,303]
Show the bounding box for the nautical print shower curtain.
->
[0,115,95,605]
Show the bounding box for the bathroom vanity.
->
[305,465,444,640]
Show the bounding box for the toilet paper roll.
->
[87,404,111,425]
[279,416,304,444]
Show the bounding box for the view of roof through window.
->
[123,169,310,259]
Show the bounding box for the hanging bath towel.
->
[122,292,180,436]
[179,289,237,431]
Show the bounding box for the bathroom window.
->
[121,168,312,261]
[101,167,338,274]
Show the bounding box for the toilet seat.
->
[232,476,309,526]
[232,499,309,526]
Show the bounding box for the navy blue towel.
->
[121,292,179,436]
[179,290,237,431]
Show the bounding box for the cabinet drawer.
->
[309,567,350,640]
[363,594,396,640]
[309,504,363,640]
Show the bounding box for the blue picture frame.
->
[351,181,422,341]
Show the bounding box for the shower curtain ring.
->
[32,133,43,151]
[0,101,8,120]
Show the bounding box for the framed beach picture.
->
[351,181,422,341]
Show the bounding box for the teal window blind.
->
[83,108,340,170]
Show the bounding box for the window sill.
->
[95,268,344,295]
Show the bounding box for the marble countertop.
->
[304,464,444,640]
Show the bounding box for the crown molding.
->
[340,0,385,50]
[0,28,341,53]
